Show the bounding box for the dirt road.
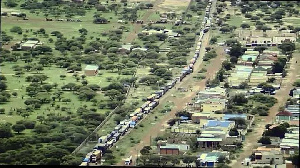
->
[124,0,165,43]
[230,54,300,168]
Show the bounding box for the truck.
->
[155,90,164,98]
[189,64,194,71]
[146,94,156,101]
[206,19,211,28]
[106,134,112,141]
[143,107,151,114]
[114,125,122,132]
[124,155,132,165]
[98,136,108,143]
[113,133,121,142]
[119,126,127,136]
[160,86,169,93]
[134,108,142,114]
[131,116,138,122]
[141,101,151,110]
[106,139,114,148]
[91,149,102,163]
[183,67,192,74]
[149,101,158,110]
[93,143,107,154]
[137,113,143,120]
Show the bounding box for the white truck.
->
[98,136,108,143]
[124,155,132,165]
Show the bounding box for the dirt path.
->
[124,0,165,43]
[230,54,300,168]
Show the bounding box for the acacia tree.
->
[12,124,26,134]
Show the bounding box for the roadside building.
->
[84,65,99,76]
[159,144,185,155]
[196,151,229,168]
[252,147,284,165]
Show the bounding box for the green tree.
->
[12,124,26,134]
[258,136,271,145]
[0,123,13,138]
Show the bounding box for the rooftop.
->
[197,137,223,142]
[84,65,98,71]
[206,120,234,128]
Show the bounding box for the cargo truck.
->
[113,133,121,142]
[93,143,107,154]
[91,149,102,163]
[98,136,108,143]
[124,155,132,165]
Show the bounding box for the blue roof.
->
[180,116,189,120]
[223,114,247,120]
[206,120,234,128]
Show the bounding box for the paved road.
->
[230,54,300,168]
[116,0,218,165]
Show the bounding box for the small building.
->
[197,151,229,167]
[276,111,293,122]
[118,44,133,53]
[159,144,180,155]
[84,65,98,76]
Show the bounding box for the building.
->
[252,147,284,164]
[118,44,133,53]
[227,65,253,88]
[236,29,298,47]
[159,144,189,155]
[84,65,98,76]
[280,127,299,156]
[199,99,227,113]
[159,144,180,155]
[196,151,229,168]
[276,111,293,122]
[285,105,300,120]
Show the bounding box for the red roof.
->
[276,111,293,116]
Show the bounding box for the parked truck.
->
[98,136,108,143]
[119,126,127,136]
[124,155,132,165]
[114,125,122,132]
[143,107,151,114]
[93,143,107,154]
[137,113,143,120]
[113,133,121,142]
[106,139,114,148]
[146,94,156,101]
[91,149,102,163]
[131,116,138,122]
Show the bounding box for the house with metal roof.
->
[84,65,99,76]
[196,151,229,168]
[159,143,190,155]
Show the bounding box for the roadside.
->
[230,53,300,168]
[116,29,224,167]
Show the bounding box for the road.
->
[230,54,300,168]
[116,0,218,165]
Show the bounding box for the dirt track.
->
[230,54,300,168]
[124,0,165,43]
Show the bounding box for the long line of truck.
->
[80,1,214,166]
